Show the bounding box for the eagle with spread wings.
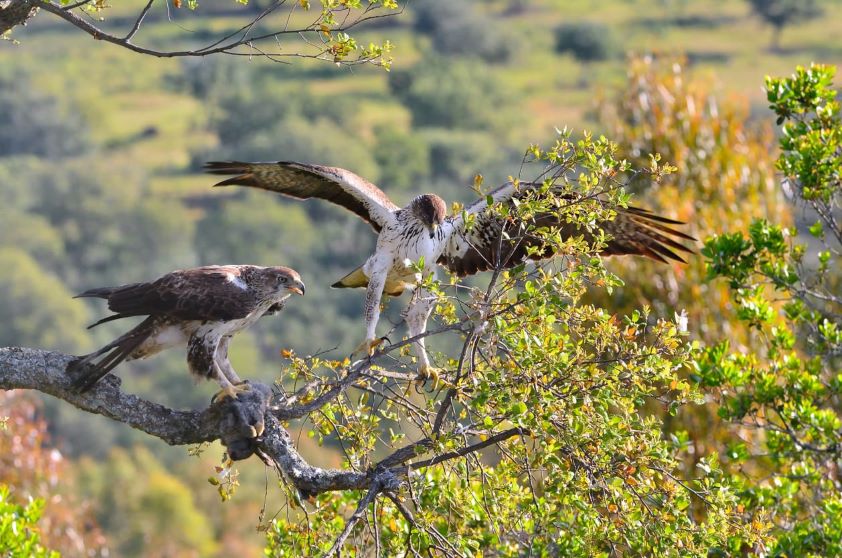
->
[206,161,693,381]
[68,265,305,400]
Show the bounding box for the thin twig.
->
[124,0,154,41]
[322,481,382,558]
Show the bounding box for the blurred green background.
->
[0,0,840,555]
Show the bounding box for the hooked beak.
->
[429,222,439,239]
[287,280,306,296]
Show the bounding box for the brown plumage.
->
[205,161,398,232]
[68,265,305,397]
[438,191,695,277]
[205,159,695,380]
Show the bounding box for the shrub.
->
[373,127,430,191]
[388,58,513,130]
[0,70,91,159]
[554,21,618,62]
[412,0,517,63]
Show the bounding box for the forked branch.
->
[4,0,400,65]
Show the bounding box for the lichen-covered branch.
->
[0,347,216,444]
[0,0,38,35]
[0,343,521,503]
[0,346,374,496]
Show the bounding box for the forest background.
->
[1,0,840,555]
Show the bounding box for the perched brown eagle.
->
[206,161,694,381]
[68,265,305,399]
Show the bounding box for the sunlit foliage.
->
[698,63,842,556]
[263,132,760,556]
[0,392,106,555]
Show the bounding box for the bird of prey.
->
[205,161,694,381]
[68,265,305,400]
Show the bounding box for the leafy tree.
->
[0,248,89,352]
[257,132,759,555]
[598,56,790,344]
[76,446,218,558]
[596,56,793,496]
[388,57,515,131]
[554,21,618,62]
[0,392,106,555]
[411,0,518,63]
[0,69,91,159]
[746,0,821,50]
[697,64,841,556]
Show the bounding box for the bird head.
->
[261,267,306,297]
[410,194,447,238]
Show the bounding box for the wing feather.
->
[205,161,399,232]
[86,266,260,322]
[439,182,695,276]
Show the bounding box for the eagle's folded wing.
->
[438,181,695,277]
[95,266,261,322]
[205,161,399,232]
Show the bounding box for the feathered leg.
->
[216,336,244,385]
[188,332,248,402]
[67,316,158,392]
[405,285,438,383]
[352,257,390,358]
[215,336,261,435]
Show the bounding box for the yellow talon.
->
[417,364,444,387]
[212,382,250,403]
[352,338,383,358]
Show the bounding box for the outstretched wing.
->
[439,181,695,277]
[82,266,262,323]
[205,161,399,232]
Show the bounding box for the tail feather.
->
[625,206,687,226]
[67,319,156,392]
[86,313,131,330]
[331,265,369,290]
[331,265,412,297]
[204,161,260,188]
[74,286,119,300]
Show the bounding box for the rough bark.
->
[0,0,38,35]
[0,346,380,496]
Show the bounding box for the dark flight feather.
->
[205,161,399,233]
[440,185,695,277]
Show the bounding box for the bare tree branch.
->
[321,474,399,558]
[406,428,529,471]
[124,0,154,42]
[5,1,398,64]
